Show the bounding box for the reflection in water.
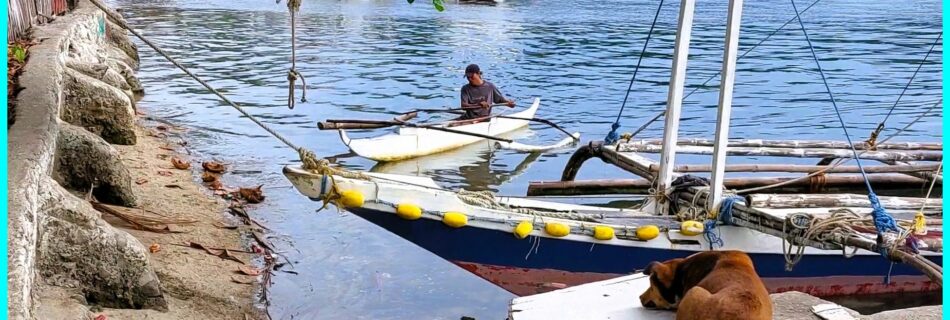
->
[369,126,545,191]
[113,0,941,318]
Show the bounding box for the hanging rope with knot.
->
[865,32,941,148]
[790,0,901,252]
[286,0,307,109]
[604,0,664,145]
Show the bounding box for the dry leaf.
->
[156,125,168,131]
[238,185,265,203]
[202,161,227,173]
[218,249,245,264]
[201,172,217,182]
[159,146,176,151]
[165,184,184,189]
[209,180,224,191]
[157,170,173,177]
[238,265,261,276]
[171,157,190,170]
[149,243,161,253]
[213,222,238,230]
[231,276,256,284]
[95,315,107,320]
[135,178,148,185]
[189,242,218,255]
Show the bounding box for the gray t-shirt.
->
[460,81,507,119]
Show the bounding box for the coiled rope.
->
[605,0,664,145]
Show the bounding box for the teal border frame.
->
[2,0,10,318]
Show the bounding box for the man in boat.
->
[460,64,515,120]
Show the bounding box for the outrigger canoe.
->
[335,98,577,162]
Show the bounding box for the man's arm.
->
[492,84,515,107]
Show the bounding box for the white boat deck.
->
[507,274,674,320]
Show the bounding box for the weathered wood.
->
[654,163,941,174]
[527,174,932,197]
[317,112,417,130]
[601,146,660,181]
[747,194,942,211]
[881,160,943,185]
[617,144,942,162]
[627,138,942,151]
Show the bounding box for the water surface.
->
[112,0,942,318]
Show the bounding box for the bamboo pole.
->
[747,193,942,211]
[626,138,942,151]
[527,174,923,196]
[526,174,931,197]
[655,163,941,174]
[317,112,418,130]
[617,144,942,162]
[881,160,943,185]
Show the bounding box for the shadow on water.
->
[112,0,942,318]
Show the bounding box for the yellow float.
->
[679,220,704,236]
[513,221,533,239]
[545,222,570,237]
[443,212,468,228]
[339,190,364,208]
[395,203,422,220]
[636,225,660,240]
[593,226,615,240]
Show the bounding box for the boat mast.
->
[707,0,745,215]
[656,0,696,215]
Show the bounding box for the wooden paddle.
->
[319,118,514,143]
[401,104,579,140]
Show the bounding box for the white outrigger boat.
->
[325,98,580,162]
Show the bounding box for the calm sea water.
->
[110,0,941,318]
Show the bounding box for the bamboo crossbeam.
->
[650,163,940,174]
[881,160,943,185]
[746,194,942,211]
[526,174,931,197]
[616,144,942,162]
[626,138,942,151]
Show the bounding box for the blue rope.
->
[789,0,900,239]
[703,196,744,250]
[605,0,665,144]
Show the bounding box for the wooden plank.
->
[527,174,932,197]
[654,163,940,174]
[656,0,697,215]
[747,193,941,211]
[508,274,673,320]
[617,144,941,162]
[626,138,942,151]
[708,0,744,215]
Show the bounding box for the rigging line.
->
[790,0,874,191]
[878,32,942,129]
[614,0,666,124]
[605,0,666,144]
[623,0,824,140]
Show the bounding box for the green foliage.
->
[407,0,444,12]
[10,45,26,64]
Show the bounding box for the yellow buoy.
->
[593,226,615,240]
[545,222,570,237]
[395,203,423,220]
[636,225,660,241]
[443,212,468,228]
[339,190,364,208]
[679,220,704,236]
[513,221,533,239]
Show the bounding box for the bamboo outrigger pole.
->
[655,0,696,215]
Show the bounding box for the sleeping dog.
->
[639,250,772,320]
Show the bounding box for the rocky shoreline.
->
[8,1,262,319]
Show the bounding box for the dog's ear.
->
[643,259,681,285]
[642,261,659,276]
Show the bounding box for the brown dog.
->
[639,250,772,320]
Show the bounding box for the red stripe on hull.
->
[453,261,939,297]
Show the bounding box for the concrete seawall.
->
[8,1,163,318]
